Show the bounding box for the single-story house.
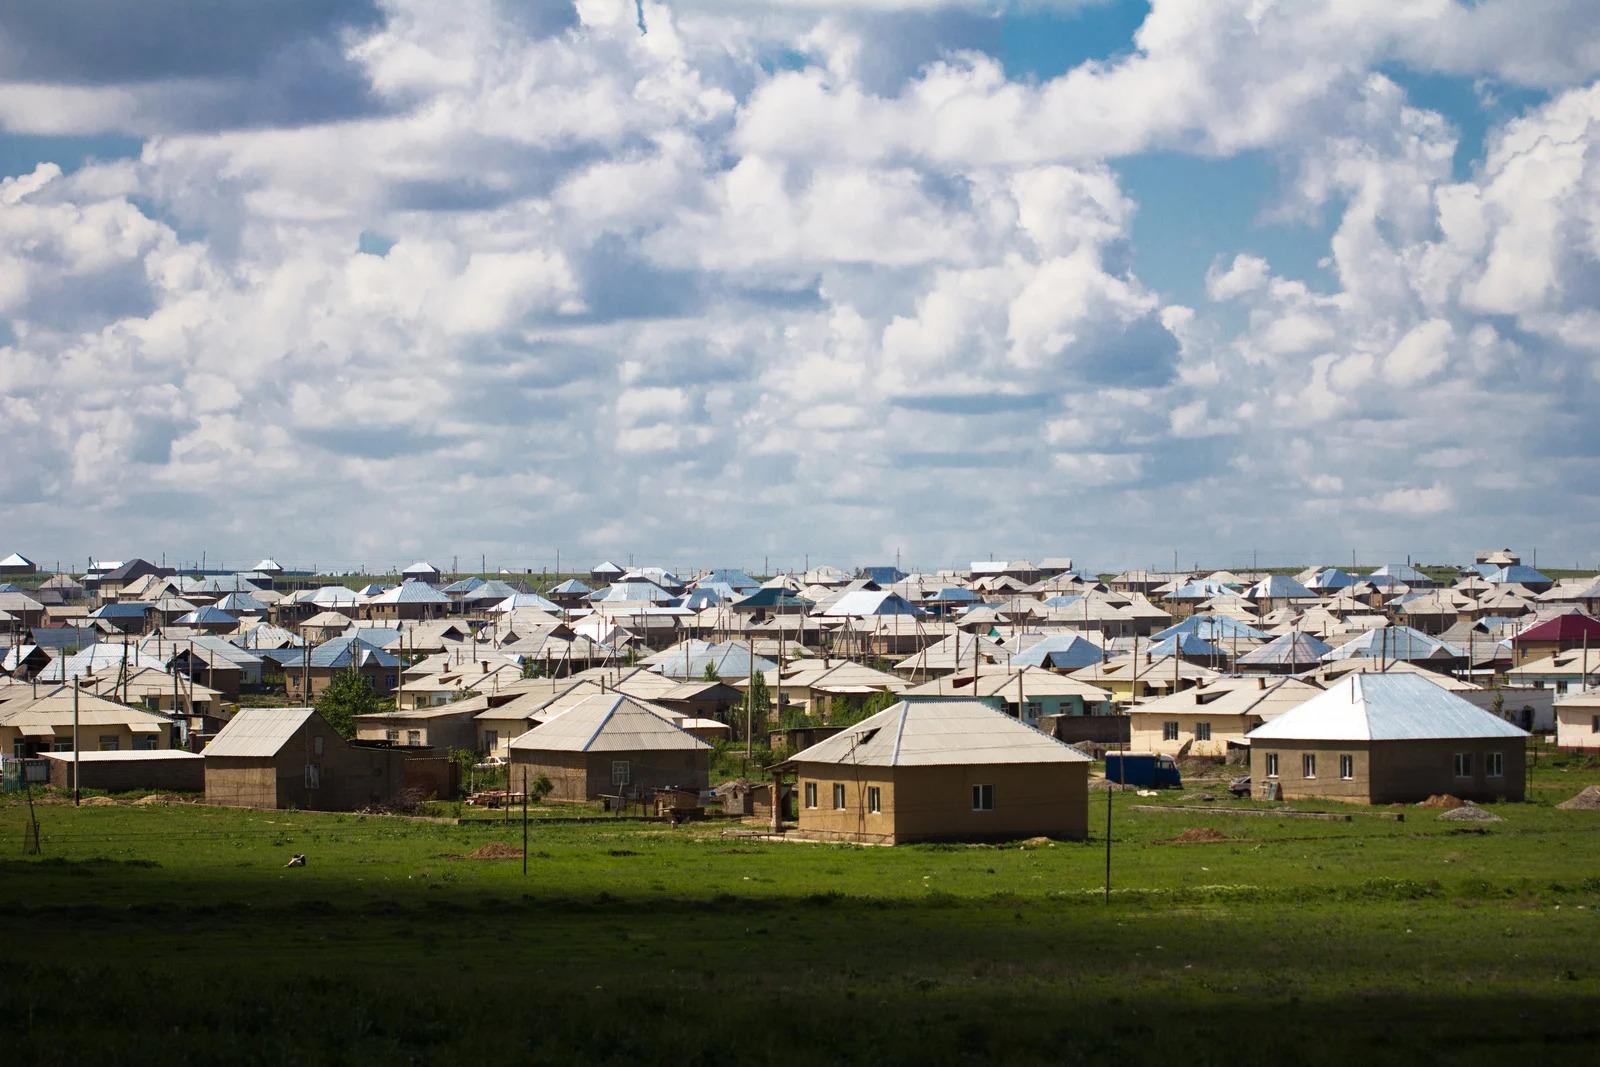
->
[788,698,1090,844]
[1246,673,1528,804]
[203,707,428,810]
[508,693,710,802]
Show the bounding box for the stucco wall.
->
[1250,738,1526,804]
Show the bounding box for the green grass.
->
[5,759,1600,1064]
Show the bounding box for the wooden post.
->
[770,768,783,834]
[73,677,81,807]
[522,770,529,876]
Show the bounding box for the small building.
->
[1510,612,1600,668]
[354,704,480,752]
[0,552,38,575]
[1554,688,1600,751]
[1128,676,1325,757]
[203,707,420,810]
[1246,673,1528,804]
[280,636,402,701]
[45,748,204,793]
[508,693,711,802]
[1,689,177,758]
[788,698,1090,844]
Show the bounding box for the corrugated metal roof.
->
[1236,631,1333,666]
[1246,673,1528,742]
[791,699,1091,767]
[203,707,318,757]
[367,581,451,605]
[508,694,711,753]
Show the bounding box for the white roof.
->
[42,749,201,763]
[509,694,712,753]
[791,699,1091,768]
[203,707,317,757]
[1246,674,1527,743]
[1,552,35,568]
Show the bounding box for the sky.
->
[3,0,1600,577]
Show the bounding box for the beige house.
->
[1128,677,1324,757]
[1554,689,1600,750]
[1,688,177,758]
[508,693,710,802]
[204,707,423,810]
[789,698,1090,844]
[1070,654,1219,704]
[1246,673,1527,804]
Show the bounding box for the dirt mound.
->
[1162,827,1233,845]
[1438,803,1503,823]
[1417,794,1464,809]
[465,842,525,860]
[1089,779,1137,792]
[133,794,189,805]
[1557,786,1600,811]
[81,796,120,806]
[1018,836,1055,849]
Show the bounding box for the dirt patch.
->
[81,796,120,806]
[1161,827,1234,845]
[133,794,191,805]
[1018,836,1055,849]
[465,842,525,860]
[1416,794,1464,809]
[1438,803,1503,823]
[1557,785,1600,811]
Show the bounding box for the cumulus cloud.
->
[3,0,1600,568]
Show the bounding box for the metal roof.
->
[175,606,239,626]
[203,707,318,757]
[508,693,711,753]
[819,590,926,618]
[1321,626,1464,662]
[308,635,401,669]
[1236,631,1333,666]
[1009,634,1106,670]
[1247,673,1528,742]
[790,699,1091,767]
[367,580,451,605]
[1153,614,1268,641]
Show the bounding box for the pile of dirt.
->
[1089,779,1137,792]
[133,794,190,805]
[465,842,525,860]
[1018,836,1055,849]
[1161,827,1233,845]
[81,796,120,806]
[1416,794,1465,809]
[1557,786,1600,811]
[1438,803,1503,823]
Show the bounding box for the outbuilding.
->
[1246,673,1527,804]
[788,698,1090,844]
[203,707,420,810]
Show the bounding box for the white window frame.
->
[803,782,818,809]
[1162,721,1179,742]
[384,729,399,743]
[483,730,499,752]
[406,730,422,747]
[1265,752,1279,779]
[1302,753,1316,779]
[1339,754,1354,780]
[832,783,846,810]
[611,760,631,786]
[1195,722,1211,742]
[1487,752,1505,778]
[304,763,321,789]
[1454,753,1472,777]
[972,783,994,811]
[867,786,882,814]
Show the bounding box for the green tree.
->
[747,669,772,723]
[702,662,722,683]
[521,657,544,680]
[315,671,380,740]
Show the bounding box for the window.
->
[52,739,72,752]
[1302,754,1316,779]
[134,735,158,751]
[867,786,882,813]
[1487,752,1505,777]
[1163,721,1179,741]
[1339,754,1354,780]
[483,730,499,752]
[1592,715,1599,734]
[1265,753,1279,778]
[1024,701,1043,720]
[1557,682,1569,695]
[832,783,846,810]
[611,760,631,786]
[99,736,120,752]
[803,782,818,809]
[304,763,321,789]
[1454,753,1472,777]
[313,735,325,756]
[1195,722,1211,742]
[972,784,994,811]
[406,730,422,747]
[385,729,399,743]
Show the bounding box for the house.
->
[1,688,178,758]
[590,561,626,584]
[474,679,607,757]
[787,698,1090,844]
[508,693,711,802]
[1510,612,1600,667]
[900,666,1115,724]
[1235,631,1334,673]
[1506,649,1600,696]
[355,704,481,752]
[1127,676,1325,757]
[1554,689,1600,751]
[279,636,402,700]
[0,552,37,575]
[1072,654,1220,704]
[0,591,50,631]
[203,707,428,810]
[401,561,443,582]
[1246,673,1528,804]
[362,580,452,622]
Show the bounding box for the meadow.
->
[4,757,1600,1065]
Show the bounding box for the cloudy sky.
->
[2,0,1599,576]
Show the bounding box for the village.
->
[3,546,1596,839]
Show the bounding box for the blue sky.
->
[1,0,1599,575]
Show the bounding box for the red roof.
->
[1514,612,1600,644]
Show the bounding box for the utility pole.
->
[73,677,81,806]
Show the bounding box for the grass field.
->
[5,757,1600,1064]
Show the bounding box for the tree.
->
[747,669,772,724]
[702,662,722,683]
[521,657,544,680]
[316,671,380,740]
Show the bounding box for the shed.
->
[203,707,420,810]
[45,749,204,793]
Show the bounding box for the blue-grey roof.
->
[551,578,592,595]
[307,635,401,669]
[370,580,451,604]
[860,566,907,584]
[1145,632,1227,658]
[1305,567,1356,590]
[1321,626,1464,662]
[175,606,240,626]
[698,569,760,593]
[927,587,982,604]
[31,626,99,651]
[1168,579,1235,600]
[493,591,561,612]
[600,581,676,603]
[1154,614,1268,641]
[458,579,523,602]
[90,603,155,619]
[1236,631,1333,666]
[1248,673,1528,742]
[1368,563,1428,583]
[650,641,776,680]
[1245,574,1313,599]
[441,576,486,595]
[1484,564,1551,586]
[1010,634,1105,670]
[214,591,268,613]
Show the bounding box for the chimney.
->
[1257,676,1265,690]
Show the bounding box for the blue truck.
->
[1103,752,1183,789]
